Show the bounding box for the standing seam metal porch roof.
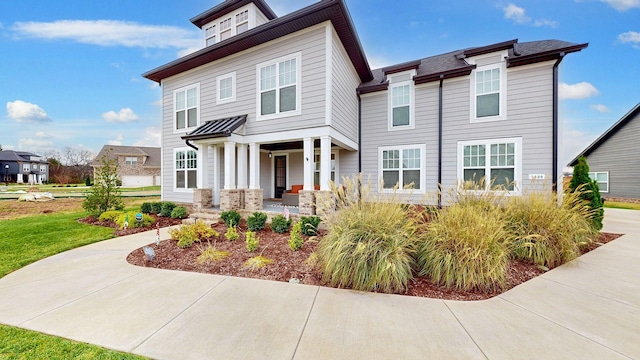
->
[181,115,247,141]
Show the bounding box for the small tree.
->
[569,156,604,230]
[82,151,124,217]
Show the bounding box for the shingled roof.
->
[92,145,161,167]
[357,39,588,94]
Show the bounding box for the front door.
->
[274,155,286,198]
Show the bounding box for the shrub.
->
[289,222,304,251]
[170,221,219,248]
[82,150,124,217]
[417,201,511,292]
[300,216,321,236]
[247,212,268,231]
[316,177,419,293]
[115,212,154,229]
[244,256,273,270]
[85,176,91,186]
[140,202,153,214]
[245,231,259,252]
[506,190,598,268]
[171,206,188,219]
[270,214,291,233]
[160,202,177,217]
[98,210,124,223]
[196,245,229,265]
[221,210,241,228]
[225,225,239,241]
[569,156,604,230]
[151,202,163,214]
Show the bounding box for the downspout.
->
[357,92,362,173]
[552,52,565,194]
[437,75,444,208]
[185,139,198,151]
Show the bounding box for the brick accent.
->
[244,189,264,211]
[220,189,242,211]
[314,190,335,217]
[193,188,213,211]
[299,190,316,216]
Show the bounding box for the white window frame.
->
[173,83,200,133]
[236,10,249,34]
[201,5,255,47]
[125,156,138,165]
[387,70,416,131]
[589,171,609,193]
[256,52,302,121]
[468,54,507,123]
[40,165,46,172]
[174,148,198,192]
[219,17,232,41]
[314,150,339,186]
[378,144,426,194]
[457,137,522,195]
[205,24,216,46]
[216,72,236,104]
[22,164,30,172]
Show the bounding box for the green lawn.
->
[2,184,160,194]
[0,324,146,360]
[604,201,640,211]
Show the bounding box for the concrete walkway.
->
[0,208,638,359]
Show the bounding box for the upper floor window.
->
[236,10,249,34]
[476,67,501,118]
[40,165,46,172]
[219,18,232,41]
[175,148,197,190]
[257,53,301,120]
[174,84,199,131]
[387,70,415,130]
[458,137,522,194]
[125,156,138,165]
[217,72,236,104]
[379,145,425,193]
[469,53,507,123]
[205,24,216,46]
[32,163,37,170]
[22,164,30,172]
[589,172,609,193]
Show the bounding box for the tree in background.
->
[44,147,94,184]
[82,151,123,217]
[569,156,604,230]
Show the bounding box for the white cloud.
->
[133,126,161,147]
[6,100,52,123]
[503,4,531,24]
[152,99,163,107]
[102,108,139,123]
[2,144,15,150]
[35,131,53,138]
[599,0,640,11]
[502,3,558,27]
[559,82,600,100]
[17,138,56,152]
[108,134,124,146]
[177,46,202,58]
[11,20,201,56]
[590,104,610,113]
[618,31,640,48]
[561,129,594,167]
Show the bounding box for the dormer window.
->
[236,10,249,34]
[205,24,216,46]
[220,18,232,41]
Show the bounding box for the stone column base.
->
[193,188,213,211]
[299,190,316,216]
[244,189,264,211]
[220,189,242,211]
[314,190,335,217]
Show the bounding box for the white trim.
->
[589,171,609,193]
[173,147,198,193]
[256,52,302,121]
[325,24,333,126]
[387,70,416,131]
[216,71,236,104]
[173,83,200,134]
[468,52,508,123]
[202,3,255,47]
[377,144,426,194]
[456,137,523,195]
[269,152,290,198]
[314,149,339,187]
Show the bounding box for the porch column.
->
[237,143,248,189]
[303,137,314,191]
[197,144,209,189]
[320,135,331,190]
[249,143,260,189]
[224,141,236,189]
[212,146,220,206]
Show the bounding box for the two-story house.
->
[143,0,587,214]
[92,145,161,187]
[0,150,49,185]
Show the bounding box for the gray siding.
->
[331,29,360,143]
[585,110,640,199]
[255,7,269,26]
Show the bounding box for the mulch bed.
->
[125,219,622,301]
[78,214,183,236]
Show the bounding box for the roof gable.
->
[93,145,161,167]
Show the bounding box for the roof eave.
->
[413,65,476,85]
[463,39,518,58]
[508,43,589,68]
[356,82,388,95]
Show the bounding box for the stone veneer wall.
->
[220,189,242,211]
[314,190,335,217]
[193,188,212,211]
[299,190,316,216]
[244,189,264,211]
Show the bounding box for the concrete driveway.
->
[0,208,638,359]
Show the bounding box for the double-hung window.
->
[22,164,29,172]
[379,145,425,192]
[125,156,137,165]
[175,149,197,190]
[387,70,415,130]
[40,165,46,172]
[174,84,199,131]
[468,52,507,122]
[205,24,216,46]
[257,53,301,119]
[476,67,501,118]
[219,18,232,41]
[314,152,337,186]
[236,10,249,34]
[217,72,236,104]
[589,172,609,193]
[458,137,521,193]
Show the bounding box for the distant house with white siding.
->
[92,145,161,187]
[569,102,640,200]
[142,0,588,214]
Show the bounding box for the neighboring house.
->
[92,145,161,187]
[142,0,588,214]
[0,150,49,184]
[569,102,640,200]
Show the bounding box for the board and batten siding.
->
[584,110,640,199]
[330,28,360,143]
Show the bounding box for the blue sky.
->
[1,0,638,167]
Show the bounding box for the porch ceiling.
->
[260,140,337,152]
